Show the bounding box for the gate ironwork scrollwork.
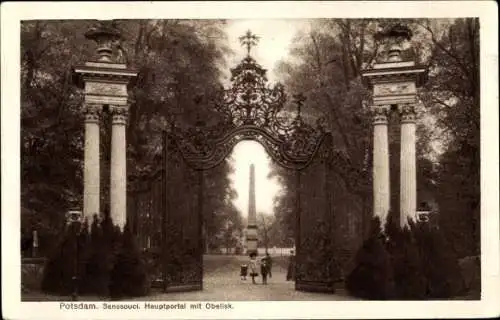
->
[167,33,328,171]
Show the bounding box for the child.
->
[249,252,258,284]
[240,264,248,280]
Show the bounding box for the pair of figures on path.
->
[241,252,273,284]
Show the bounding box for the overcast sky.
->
[223,19,311,83]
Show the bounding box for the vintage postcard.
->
[1,1,498,319]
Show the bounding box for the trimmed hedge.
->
[347,215,466,300]
[41,214,149,298]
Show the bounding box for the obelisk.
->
[246,164,258,255]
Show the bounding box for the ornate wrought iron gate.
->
[294,133,342,292]
[128,167,163,286]
[161,131,203,292]
[130,31,356,294]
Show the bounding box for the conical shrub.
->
[76,218,90,294]
[109,222,150,298]
[386,221,427,300]
[79,214,111,295]
[346,217,395,299]
[413,222,465,298]
[41,223,80,295]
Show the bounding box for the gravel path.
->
[130,255,356,301]
[22,255,356,301]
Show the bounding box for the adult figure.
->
[260,255,269,285]
[263,252,273,278]
[286,249,295,281]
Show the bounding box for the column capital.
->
[372,105,390,125]
[84,104,102,123]
[399,103,417,124]
[110,105,129,125]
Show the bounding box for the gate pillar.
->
[361,24,426,229]
[74,21,137,228]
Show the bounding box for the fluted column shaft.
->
[400,104,417,228]
[110,106,128,230]
[83,104,101,222]
[372,106,391,226]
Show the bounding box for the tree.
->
[21,21,93,255]
[257,212,274,251]
[269,164,296,243]
[417,18,480,257]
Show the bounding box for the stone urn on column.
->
[362,24,427,229]
[74,20,138,229]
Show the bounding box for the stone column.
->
[372,105,391,226]
[399,104,417,228]
[246,164,258,254]
[110,105,128,230]
[83,104,101,221]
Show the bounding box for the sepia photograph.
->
[2,1,499,319]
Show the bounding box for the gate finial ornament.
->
[239,30,260,56]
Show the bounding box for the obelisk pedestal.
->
[246,164,258,255]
